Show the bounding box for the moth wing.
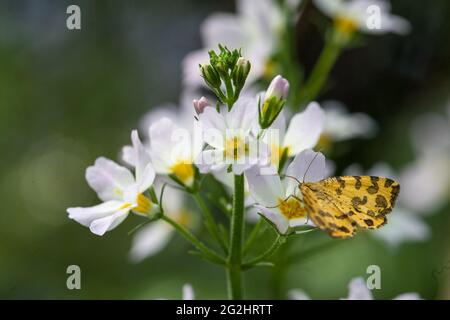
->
[300,183,356,238]
[309,176,400,230]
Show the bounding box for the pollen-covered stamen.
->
[277,197,307,219]
[134,193,153,215]
[335,16,357,35]
[170,161,195,185]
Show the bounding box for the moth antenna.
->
[280,174,302,185]
[265,194,295,209]
[302,149,322,183]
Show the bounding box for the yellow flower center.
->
[224,136,249,160]
[175,210,191,227]
[170,161,195,186]
[134,193,153,215]
[263,59,275,80]
[335,16,357,35]
[277,197,307,220]
[270,144,289,167]
[316,133,332,152]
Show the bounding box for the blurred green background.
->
[0,0,449,299]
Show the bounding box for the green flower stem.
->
[161,215,225,266]
[242,235,285,270]
[297,28,345,107]
[243,218,265,255]
[193,192,228,253]
[227,173,245,300]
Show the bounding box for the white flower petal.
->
[182,49,209,89]
[410,112,450,155]
[372,208,430,248]
[393,293,422,300]
[149,117,188,172]
[89,207,130,236]
[67,200,125,227]
[323,101,377,141]
[121,145,135,167]
[131,130,152,184]
[255,205,289,234]
[201,13,244,49]
[67,201,130,236]
[288,289,311,300]
[245,165,284,207]
[227,97,258,132]
[199,107,227,133]
[182,284,195,300]
[400,154,450,214]
[286,150,326,188]
[129,221,174,263]
[86,157,135,202]
[345,277,373,300]
[284,102,325,155]
[268,111,287,141]
[195,149,226,174]
[313,0,342,18]
[138,163,156,193]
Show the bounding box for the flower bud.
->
[259,75,290,129]
[265,75,289,100]
[200,63,221,89]
[193,96,210,115]
[232,57,251,90]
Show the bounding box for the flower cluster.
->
[66,0,427,300]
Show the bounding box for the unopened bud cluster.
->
[200,45,251,109]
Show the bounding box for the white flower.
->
[137,91,201,137]
[196,97,269,175]
[290,277,422,300]
[245,149,326,234]
[182,283,195,300]
[314,0,410,35]
[148,117,200,186]
[263,102,326,167]
[123,94,203,187]
[67,132,157,236]
[158,283,195,300]
[400,155,450,214]
[342,277,421,300]
[129,183,192,262]
[182,0,285,89]
[322,100,377,142]
[400,108,450,214]
[123,120,201,188]
[288,289,311,300]
[371,208,430,248]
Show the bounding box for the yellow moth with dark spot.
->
[299,176,400,238]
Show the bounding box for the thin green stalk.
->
[193,192,228,253]
[243,218,265,255]
[227,173,245,300]
[242,235,285,270]
[297,28,344,107]
[161,215,225,266]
